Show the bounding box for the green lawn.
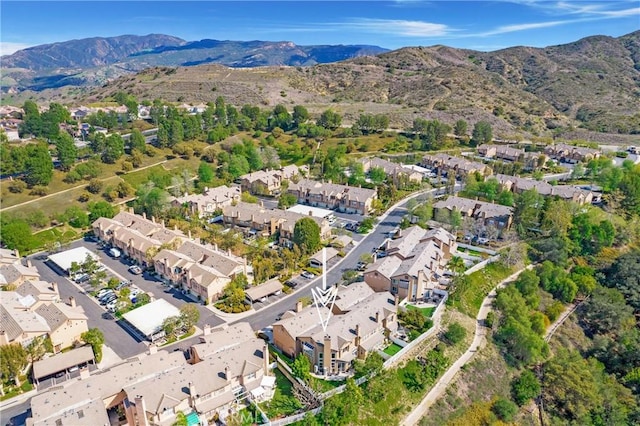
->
[406,304,436,318]
[448,262,514,317]
[259,369,302,419]
[383,343,404,356]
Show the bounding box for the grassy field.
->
[406,305,436,318]
[448,262,515,317]
[384,343,404,356]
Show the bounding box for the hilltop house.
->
[420,153,492,178]
[494,174,594,205]
[239,165,301,196]
[358,157,423,185]
[544,143,601,163]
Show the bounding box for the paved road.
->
[0,400,31,426]
[401,265,532,426]
[233,189,442,332]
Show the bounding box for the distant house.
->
[358,157,423,185]
[477,144,524,162]
[494,174,594,205]
[288,179,377,215]
[420,153,492,178]
[309,247,339,269]
[239,165,300,196]
[433,196,514,229]
[245,278,284,303]
[169,185,241,218]
[544,143,601,163]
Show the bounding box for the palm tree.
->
[448,256,465,277]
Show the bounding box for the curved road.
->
[401,265,532,426]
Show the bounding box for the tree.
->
[605,250,640,312]
[512,370,541,406]
[580,286,635,337]
[293,217,321,255]
[447,256,465,277]
[172,411,188,426]
[292,105,309,125]
[134,182,169,219]
[369,166,387,185]
[197,161,214,184]
[0,219,35,253]
[471,121,492,144]
[102,134,125,163]
[514,188,544,236]
[87,178,103,194]
[278,193,298,209]
[81,328,105,363]
[179,304,200,330]
[162,316,181,340]
[453,119,468,137]
[492,398,518,422]
[443,322,466,345]
[55,132,78,171]
[515,269,540,308]
[24,143,53,186]
[317,109,342,130]
[25,336,53,363]
[292,353,311,381]
[129,129,146,152]
[0,343,28,385]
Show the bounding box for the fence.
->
[464,254,500,275]
[268,406,324,426]
[456,243,497,255]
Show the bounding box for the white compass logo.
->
[310,248,338,332]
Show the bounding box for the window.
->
[247,372,256,380]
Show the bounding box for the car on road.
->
[116,280,131,291]
[301,271,316,279]
[275,312,286,321]
[356,262,367,271]
[284,280,298,288]
[477,237,489,245]
[128,265,143,275]
[108,247,122,258]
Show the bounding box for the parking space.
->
[37,363,98,391]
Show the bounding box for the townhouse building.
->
[358,157,423,185]
[273,283,398,376]
[433,195,514,229]
[222,201,331,247]
[287,179,377,215]
[544,143,601,163]
[239,165,301,196]
[364,226,456,301]
[169,185,241,218]
[420,153,492,178]
[494,174,594,205]
[153,240,249,304]
[28,322,272,426]
[92,210,187,268]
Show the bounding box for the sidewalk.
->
[401,265,533,426]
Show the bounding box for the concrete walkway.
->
[401,265,533,426]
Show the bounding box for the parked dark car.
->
[284,280,298,288]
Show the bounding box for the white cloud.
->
[0,42,32,56]
[348,18,452,37]
[482,20,571,36]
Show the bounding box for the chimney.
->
[309,211,313,216]
[213,243,218,251]
[151,216,156,224]
[51,282,58,294]
[375,311,380,323]
[174,224,178,231]
[355,324,360,337]
[148,344,157,355]
[203,324,211,336]
[189,381,197,405]
[188,230,192,240]
[161,219,165,228]
[14,250,20,259]
[224,366,231,382]
[204,186,209,194]
[323,335,332,375]
[394,295,400,307]
[263,342,270,375]
[68,296,76,308]
[296,300,303,313]
[79,368,90,380]
[142,212,147,219]
[26,258,33,268]
[134,396,150,426]
[260,200,264,208]
[227,249,231,257]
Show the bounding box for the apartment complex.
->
[420,153,492,178]
[287,179,377,215]
[222,201,332,246]
[544,143,601,163]
[169,185,241,218]
[364,226,457,301]
[477,144,547,170]
[153,240,249,304]
[0,290,88,353]
[358,157,423,185]
[28,322,273,426]
[273,282,398,375]
[494,174,594,205]
[92,210,187,268]
[433,196,514,229]
[239,165,301,195]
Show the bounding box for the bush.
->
[87,178,103,194]
[121,161,133,172]
[8,180,27,193]
[29,186,48,196]
[511,370,541,406]
[78,192,91,202]
[492,398,518,422]
[443,322,466,345]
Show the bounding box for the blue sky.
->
[1,1,638,55]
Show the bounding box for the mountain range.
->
[0,34,387,91]
[1,31,639,138]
